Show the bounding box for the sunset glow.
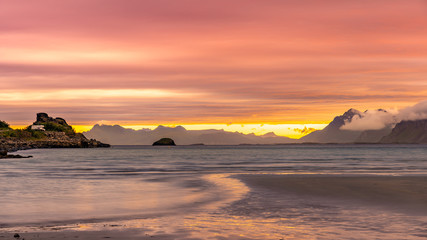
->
[1,0,427,137]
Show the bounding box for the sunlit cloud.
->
[0,89,200,101]
[291,127,318,135]
[0,48,143,65]
[0,0,426,136]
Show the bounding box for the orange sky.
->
[1,0,427,137]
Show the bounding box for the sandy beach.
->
[2,173,427,239]
[0,230,149,240]
[237,174,427,215]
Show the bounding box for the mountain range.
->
[83,109,427,145]
[83,124,297,145]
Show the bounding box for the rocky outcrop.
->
[0,152,32,159]
[2,138,109,151]
[35,113,67,125]
[0,113,110,152]
[380,119,427,144]
[152,138,176,146]
[0,150,7,157]
[33,112,74,133]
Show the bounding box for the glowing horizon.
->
[10,123,328,139]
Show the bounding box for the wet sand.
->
[0,229,202,240]
[3,174,427,239]
[0,230,145,240]
[236,174,427,215]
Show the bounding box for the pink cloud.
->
[0,0,426,125]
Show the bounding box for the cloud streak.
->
[291,127,317,135]
[0,0,426,127]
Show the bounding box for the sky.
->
[1,0,426,138]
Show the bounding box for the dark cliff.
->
[380,119,427,144]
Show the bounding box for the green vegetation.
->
[0,121,10,129]
[43,122,69,132]
[0,123,75,140]
[38,122,75,136]
[0,128,46,140]
[1,114,76,140]
[29,129,46,139]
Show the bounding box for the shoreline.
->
[0,174,248,239]
[2,173,427,239]
[234,173,427,215]
[0,138,110,153]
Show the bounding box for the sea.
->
[1,144,427,239]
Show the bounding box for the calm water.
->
[1,144,427,239]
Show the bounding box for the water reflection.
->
[3,174,427,239]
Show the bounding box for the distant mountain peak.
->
[343,108,362,119]
[364,108,388,113]
[174,125,186,131]
[301,108,367,143]
[326,108,362,128]
[93,124,124,129]
[262,132,278,137]
[346,108,360,113]
[155,125,186,131]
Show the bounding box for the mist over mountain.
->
[300,109,362,143]
[300,108,393,143]
[341,101,427,131]
[83,124,297,145]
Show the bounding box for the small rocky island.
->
[0,113,110,154]
[0,150,33,159]
[152,138,176,146]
